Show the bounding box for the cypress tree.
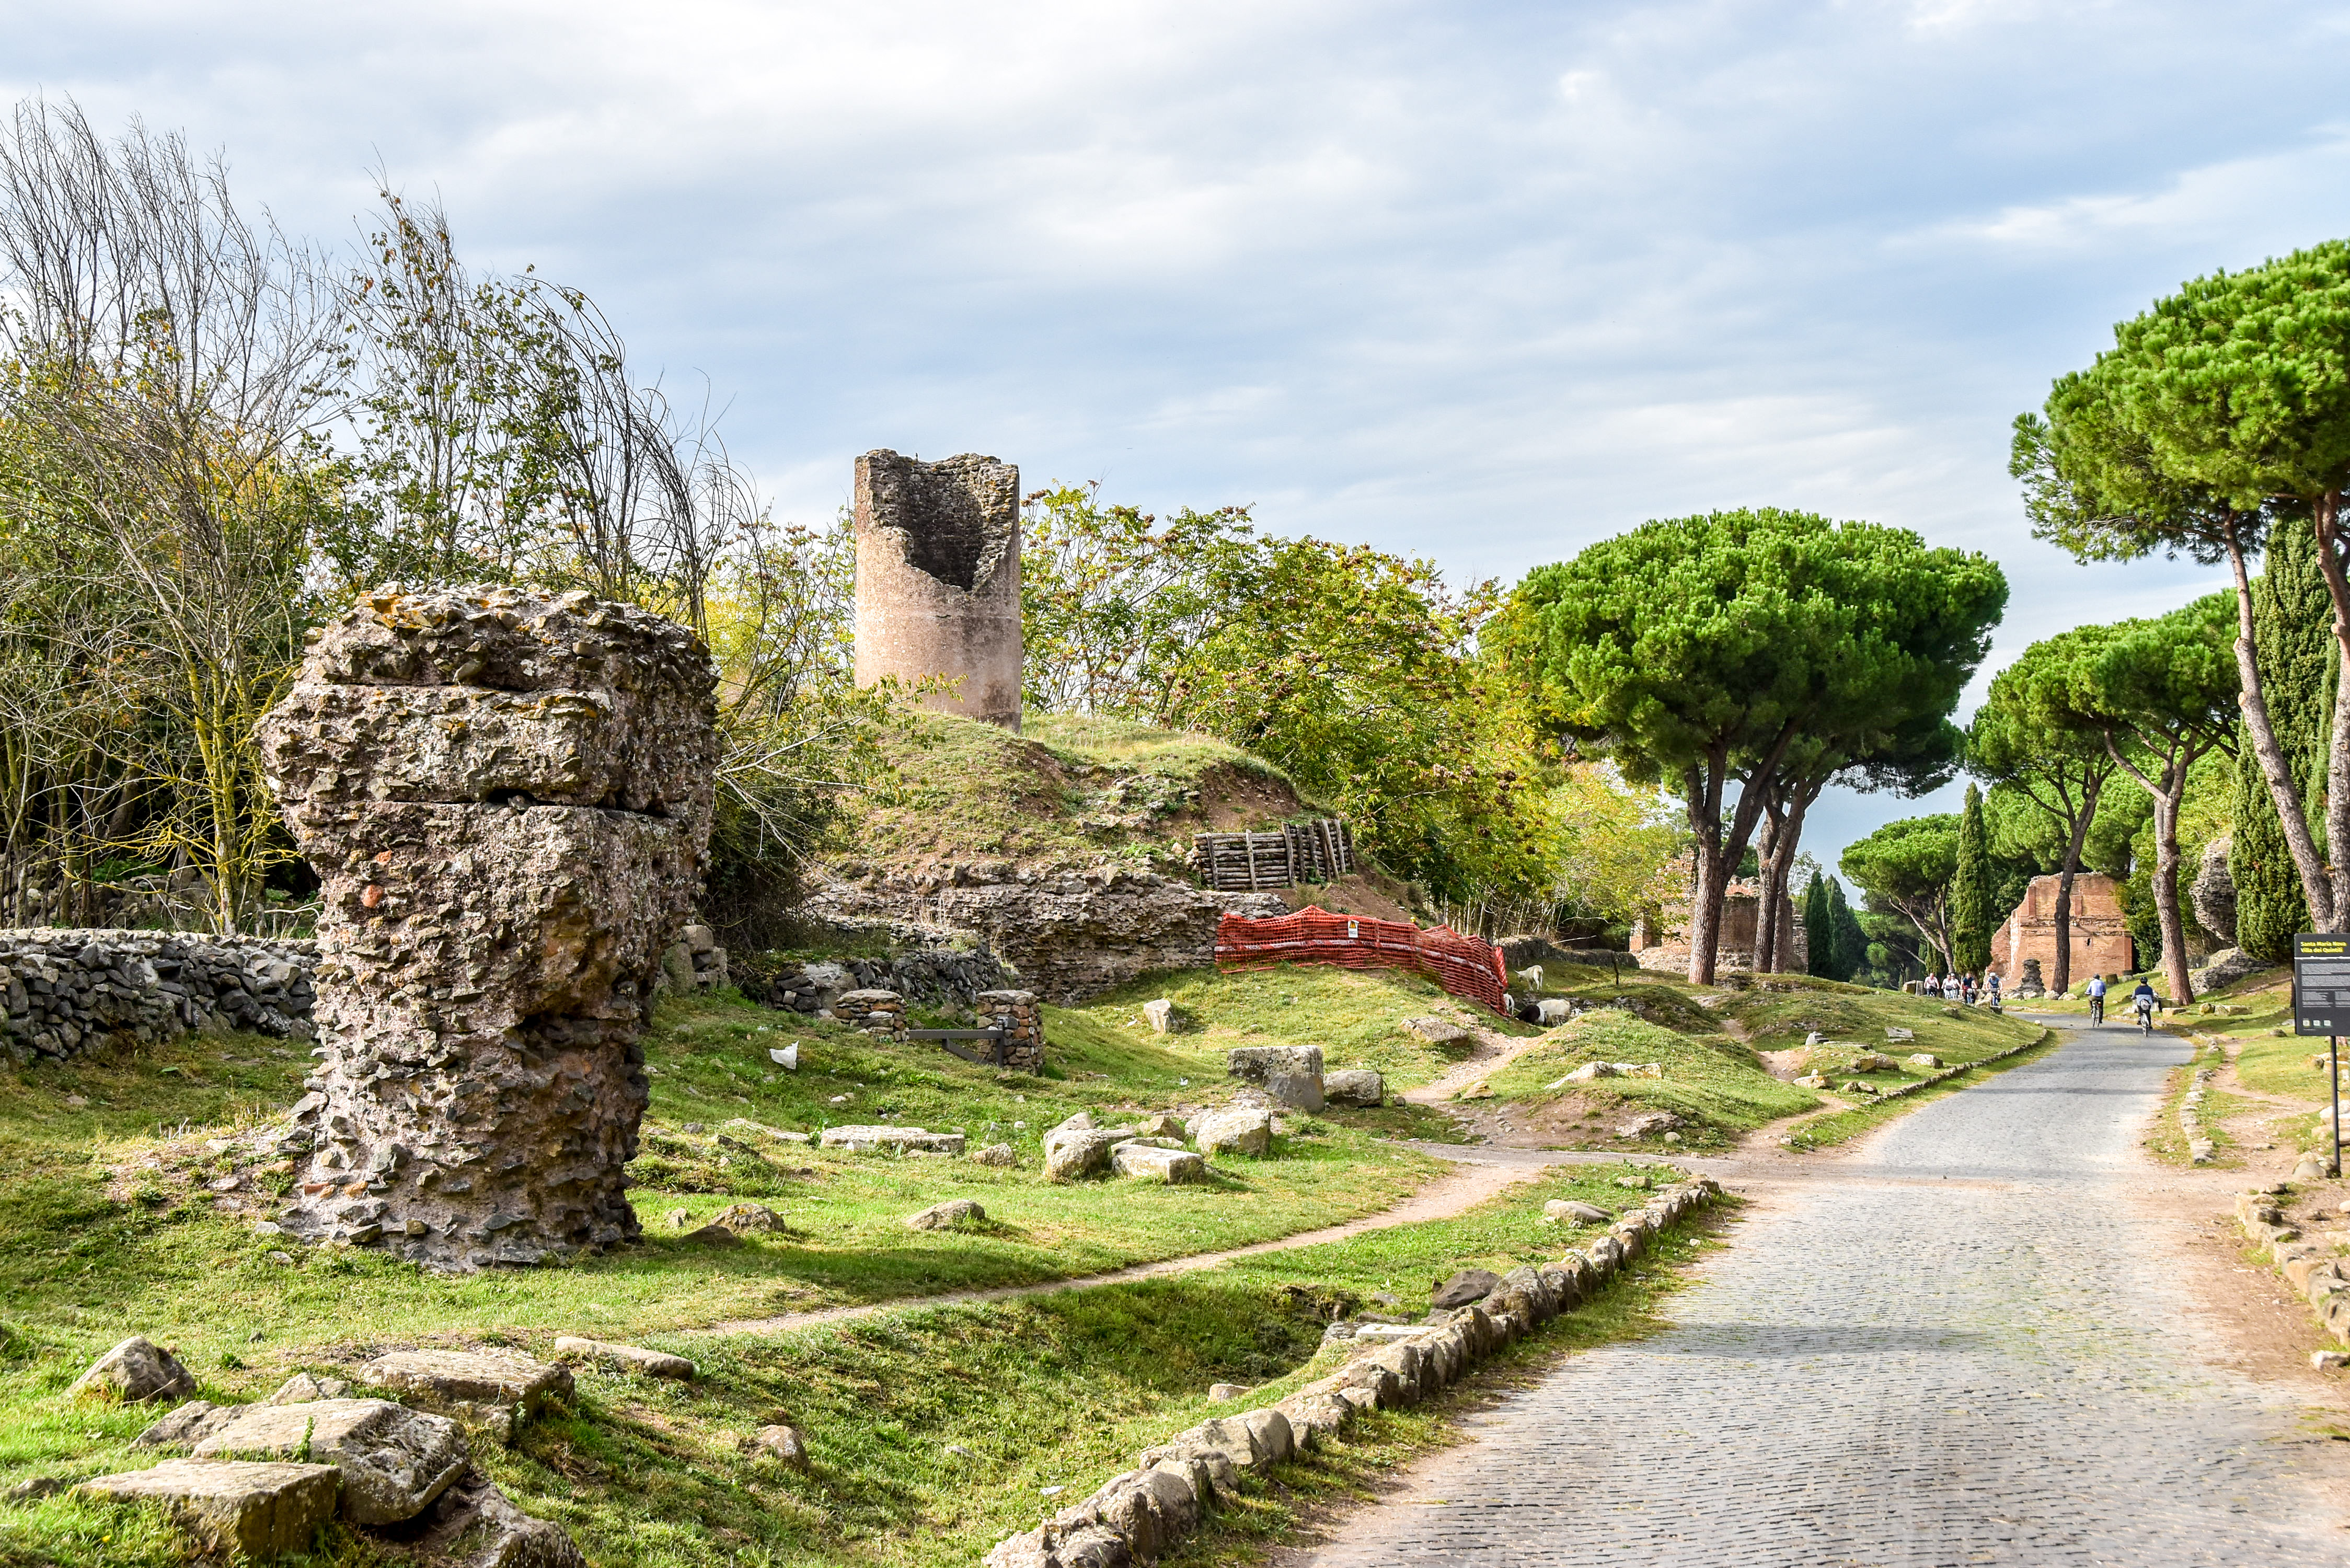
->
[2233,524,2333,960]
[1829,879,1867,983]
[1950,782,1994,973]
[1803,871,1835,978]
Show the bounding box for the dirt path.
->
[1402,1027,1547,1106]
[699,1151,1550,1340]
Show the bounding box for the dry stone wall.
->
[257,585,717,1272]
[0,929,316,1064]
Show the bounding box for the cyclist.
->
[2131,978,2158,1034]
[1987,972,2003,1013]
[2087,973,2107,1025]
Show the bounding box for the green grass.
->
[1472,1012,1816,1150]
[845,712,1315,877]
[0,1043,1718,1568]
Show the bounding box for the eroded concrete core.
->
[258,585,716,1271]
[853,449,1022,729]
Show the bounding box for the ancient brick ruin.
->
[1985,873,2133,993]
[852,449,1023,729]
[257,585,716,1270]
[1631,879,1805,976]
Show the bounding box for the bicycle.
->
[2089,995,2105,1025]
[2136,1002,2154,1036]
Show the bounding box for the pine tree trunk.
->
[2151,778,2194,1006]
[2247,516,2340,928]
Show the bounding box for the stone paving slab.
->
[1306,1023,2350,1567]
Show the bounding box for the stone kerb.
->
[256,584,717,1272]
[983,1177,1724,1567]
[0,928,316,1065]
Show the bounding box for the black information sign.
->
[2295,933,2350,1035]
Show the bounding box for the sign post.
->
[2293,935,2348,1178]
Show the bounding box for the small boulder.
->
[754,1424,809,1467]
[708,1202,784,1234]
[191,1398,468,1525]
[1226,1045,1326,1111]
[1403,1016,1475,1046]
[67,1336,196,1404]
[1190,1108,1275,1158]
[1793,1073,1830,1089]
[1136,1112,1187,1138]
[1051,1111,1097,1134]
[1884,1027,1915,1043]
[265,1371,353,1405]
[1112,1143,1208,1183]
[906,1198,987,1230]
[1849,1051,1899,1073]
[1617,1111,1684,1139]
[1325,1069,1385,1107]
[1141,999,1180,1034]
[970,1143,1019,1167]
[1908,1053,1943,1068]
[1207,1383,1247,1401]
[1543,1199,1612,1224]
[1432,1267,1501,1309]
[1562,1060,1619,1082]
[77,1459,340,1558]
[553,1336,698,1380]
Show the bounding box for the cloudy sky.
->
[15,0,2350,878]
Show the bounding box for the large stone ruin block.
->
[258,585,716,1271]
[852,449,1022,729]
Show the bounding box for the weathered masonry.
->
[0,929,315,1063]
[851,449,1022,730]
[257,584,717,1271]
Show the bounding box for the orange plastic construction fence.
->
[1213,906,1510,1017]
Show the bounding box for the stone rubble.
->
[358,1347,573,1446]
[77,1458,342,1557]
[257,585,718,1273]
[552,1336,697,1381]
[67,1335,197,1404]
[189,1398,468,1526]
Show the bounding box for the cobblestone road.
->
[1306,1021,2350,1567]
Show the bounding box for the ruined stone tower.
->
[853,450,1022,730]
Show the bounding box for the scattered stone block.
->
[1141,998,1179,1034]
[1908,1053,1943,1068]
[1324,1068,1384,1106]
[1432,1267,1500,1309]
[1543,1200,1612,1224]
[1136,1112,1186,1138]
[1051,1111,1096,1134]
[1190,1107,1274,1158]
[819,1124,966,1155]
[190,1398,467,1526]
[1044,1127,1124,1181]
[1884,1027,1914,1042]
[707,1202,784,1234]
[131,1399,237,1449]
[68,1336,196,1404]
[553,1336,697,1380]
[1206,1383,1246,1401]
[1111,1143,1208,1183]
[906,1199,987,1230]
[407,1468,588,1568]
[359,1348,571,1445]
[77,1458,340,1557]
[970,1143,1018,1167]
[1616,1111,1685,1139]
[1225,1045,1325,1111]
